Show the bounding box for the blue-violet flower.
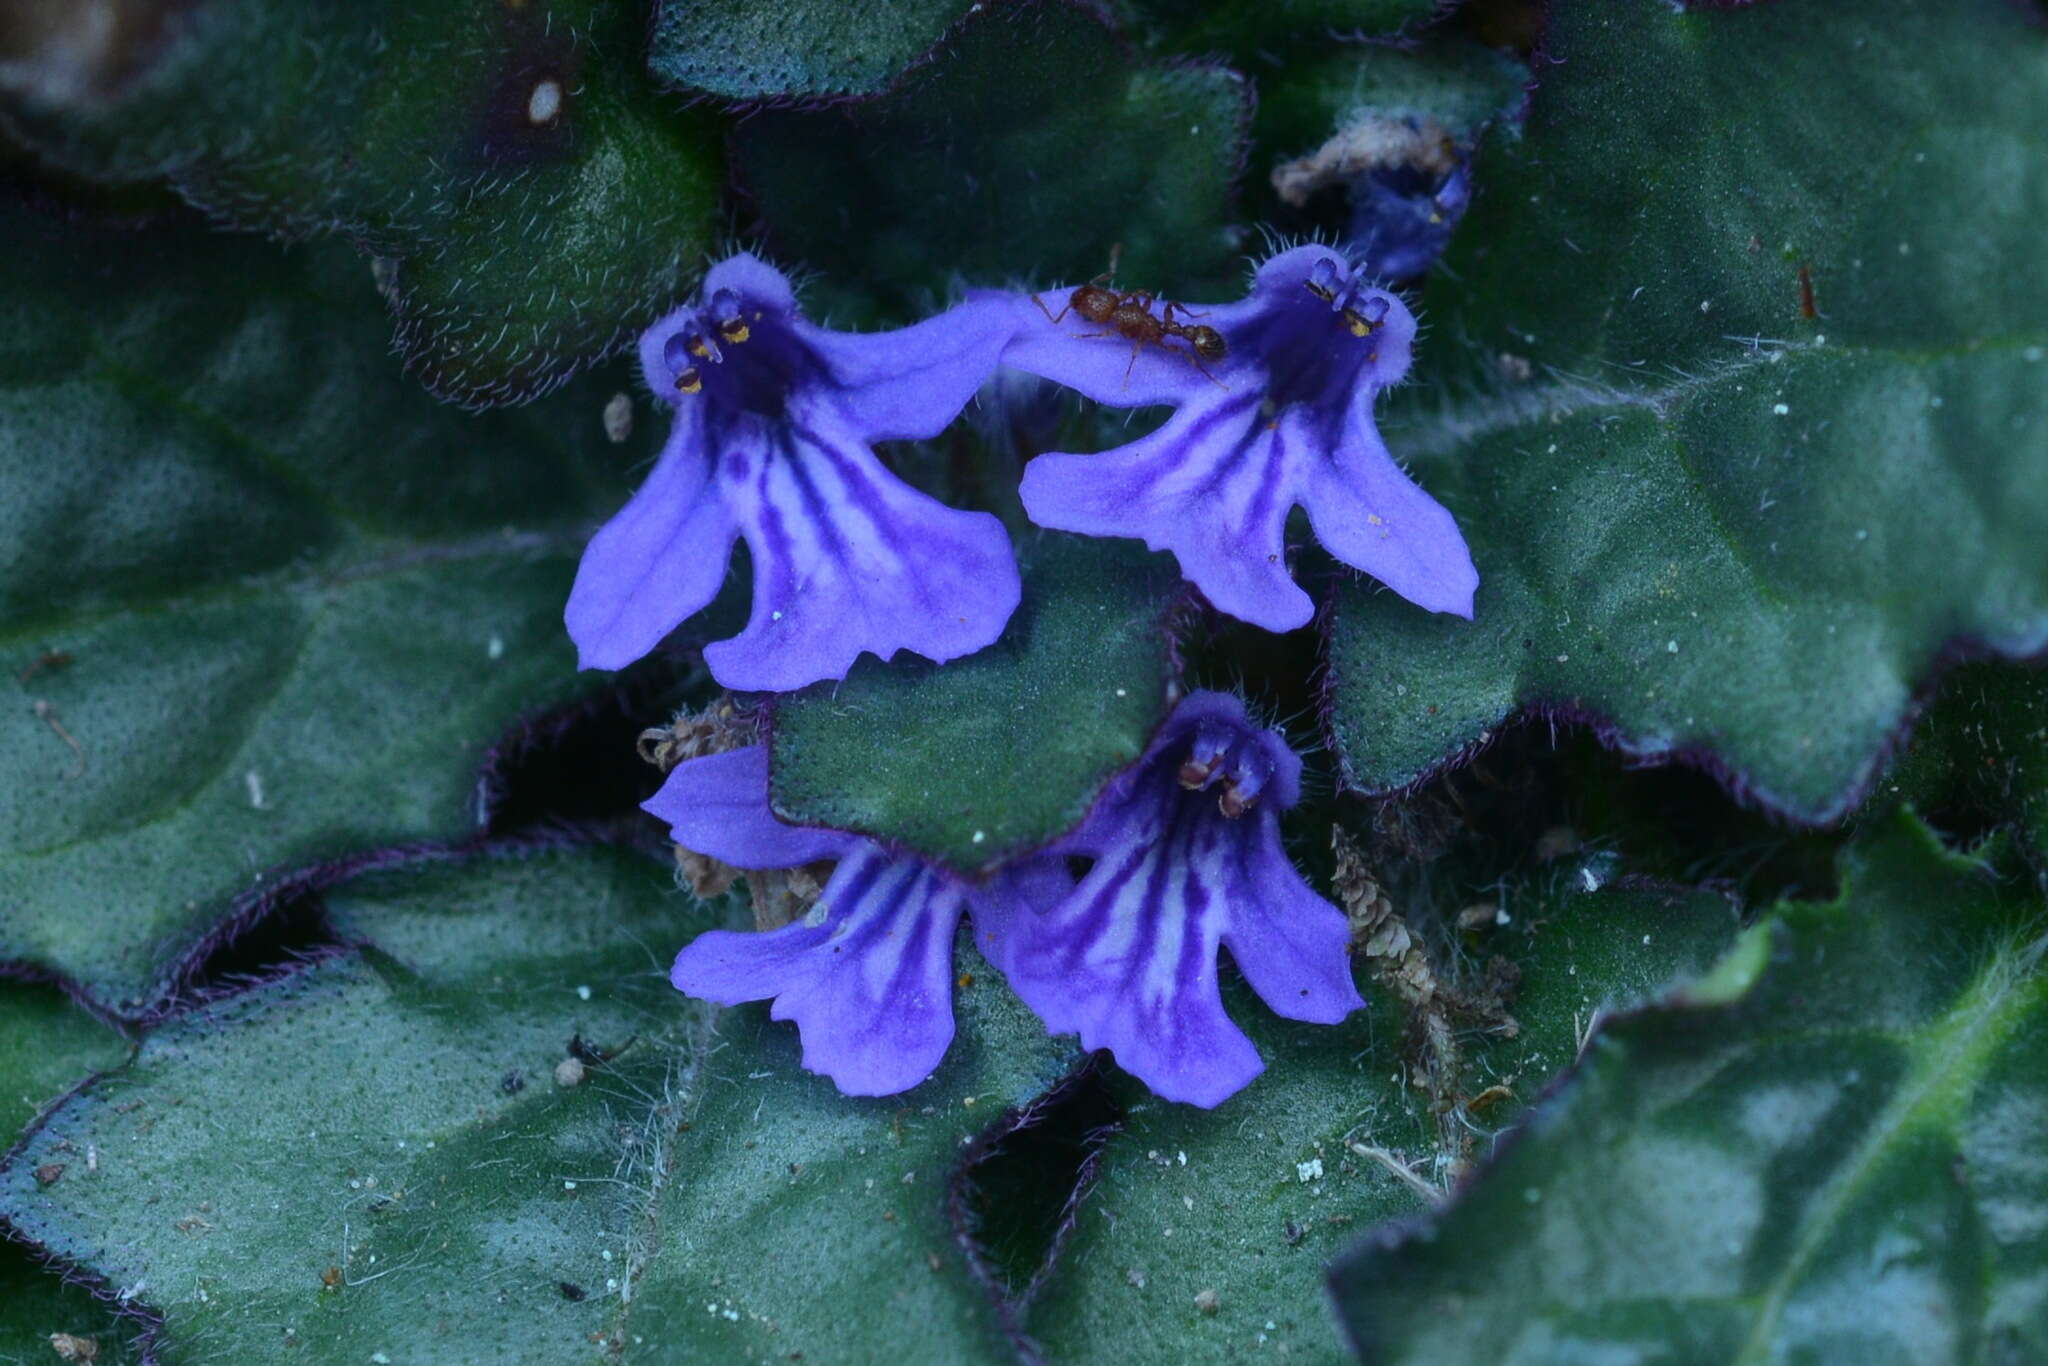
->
[1349,159,1472,282]
[1000,245,1477,633]
[974,691,1362,1107]
[649,744,1055,1096]
[567,254,1022,692]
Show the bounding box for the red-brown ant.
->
[1035,275,1226,386]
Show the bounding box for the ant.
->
[1035,275,1226,387]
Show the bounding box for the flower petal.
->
[1019,392,1313,631]
[799,295,1021,442]
[564,414,741,671]
[992,287,1245,409]
[642,746,854,869]
[1219,812,1364,1025]
[1302,399,1477,618]
[978,788,1264,1108]
[703,399,1021,691]
[671,845,965,1096]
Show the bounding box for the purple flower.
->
[649,745,1056,1096]
[567,254,1023,693]
[974,691,1362,1107]
[1349,159,1473,282]
[999,246,1477,633]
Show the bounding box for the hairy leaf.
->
[1326,0,2048,822]
[0,846,1078,1363]
[1024,986,1429,1363]
[0,1240,142,1366]
[1887,661,2048,859]
[732,0,1251,324]
[0,0,722,404]
[0,849,721,1363]
[620,943,1079,1361]
[1330,811,2048,1362]
[0,985,127,1143]
[650,0,972,100]
[1112,0,1439,57]
[1470,879,1741,1130]
[770,538,1182,870]
[0,198,645,1012]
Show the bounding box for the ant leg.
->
[1163,301,1209,322]
[1033,293,1075,326]
[1123,340,1143,388]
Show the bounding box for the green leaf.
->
[1112,0,1438,58]
[769,537,1181,870]
[1887,661,2048,860]
[1023,985,1431,1362]
[1471,880,1741,1129]
[0,985,128,1144]
[0,0,723,404]
[1,848,720,1363]
[1325,0,2048,823]
[0,1239,143,1366]
[0,199,644,1012]
[731,0,1251,325]
[621,944,1078,1361]
[0,845,1079,1363]
[1258,35,1527,154]
[0,980,136,1366]
[650,0,973,100]
[1329,810,2048,1363]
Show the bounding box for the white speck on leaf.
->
[527,79,563,125]
[603,392,633,443]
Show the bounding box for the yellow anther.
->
[718,317,751,344]
[1344,309,1378,337]
[674,367,702,394]
[687,336,712,358]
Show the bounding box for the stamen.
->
[711,288,750,343]
[674,366,702,394]
[663,327,721,375]
[1306,257,1343,302]
[1342,291,1390,338]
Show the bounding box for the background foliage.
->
[1,0,2043,1362]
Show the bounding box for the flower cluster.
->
[650,693,1357,1106]
[568,245,1474,690]
[580,245,1478,1105]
